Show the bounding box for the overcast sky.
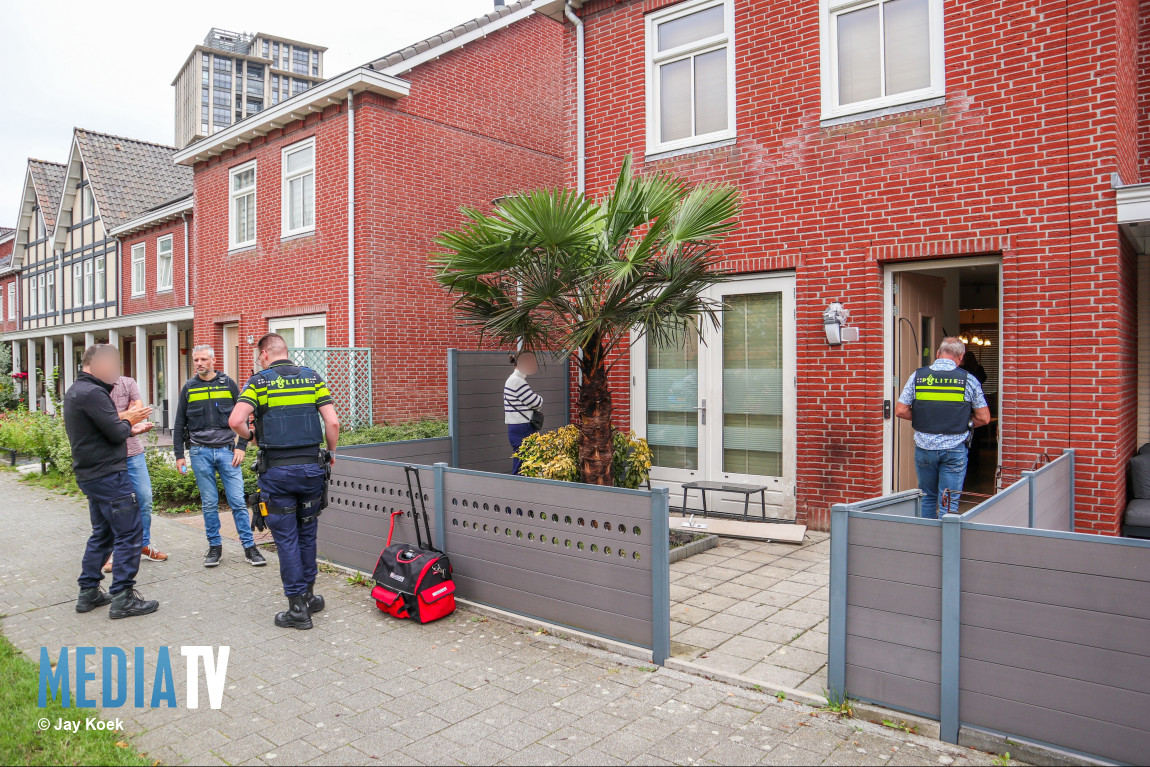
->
[0,0,504,227]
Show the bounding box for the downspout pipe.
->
[182,212,190,306]
[347,88,356,348]
[565,2,585,194]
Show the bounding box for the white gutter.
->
[565,2,586,193]
[347,89,356,348]
[107,196,193,237]
[182,212,190,306]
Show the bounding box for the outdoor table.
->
[680,480,770,520]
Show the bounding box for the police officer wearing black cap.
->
[228,333,339,629]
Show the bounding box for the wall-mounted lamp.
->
[823,301,858,345]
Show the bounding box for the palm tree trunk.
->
[577,344,614,486]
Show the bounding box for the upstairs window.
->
[46,270,55,312]
[131,243,145,296]
[157,235,173,292]
[229,162,257,249]
[282,139,315,236]
[95,255,106,302]
[646,0,735,155]
[73,265,82,308]
[81,185,95,220]
[83,260,94,305]
[6,282,14,319]
[821,0,944,119]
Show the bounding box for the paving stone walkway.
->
[671,534,830,695]
[1,472,1008,766]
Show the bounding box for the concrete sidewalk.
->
[0,472,1008,766]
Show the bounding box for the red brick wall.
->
[191,13,564,422]
[119,215,191,316]
[568,0,1139,533]
[0,237,15,334]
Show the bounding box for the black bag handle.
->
[404,465,435,552]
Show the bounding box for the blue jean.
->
[190,445,254,548]
[915,446,969,519]
[125,453,153,548]
[77,471,142,595]
[508,423,537,475]
[260,464,326,597]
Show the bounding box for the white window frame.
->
[36,274,45,316]
[268,314,327,347]
[644,0,736,156]
[5,283,13,320]
[81,185,95,220]
[156,235,174,292]
[229,161,257,250]
[281,138,316,238]
[73,265,82,309]
[131,243,146,297]
[83,260,94,305]
[95,255,106,303]
[820,0,945,120]
[46,269,55,312]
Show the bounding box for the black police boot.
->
[204,545,222,567]
[109,588,160,619]
[244,546,267,567]
[76,587,113,613]
[274,594,312,630]
[305,582,325,614]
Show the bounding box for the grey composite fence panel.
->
[1029,456,1073,532]
[963,478,1028,527]
[844,515,943,717]
[339,437,453,465]
[449,350,570,474]
[958,527,1150,764]
[319,457,439,573]
[441,468,657,648]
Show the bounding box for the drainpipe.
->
[182,212,190,306]
[347,88,356,348]
[565,3,586,194]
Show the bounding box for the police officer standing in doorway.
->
[229,333,339,630]
[895,336,992,518]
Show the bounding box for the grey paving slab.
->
[0,473,1007,767]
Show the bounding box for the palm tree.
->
[433,156,740,486]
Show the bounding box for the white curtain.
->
[836,4,881,105]
[884,0,931,95]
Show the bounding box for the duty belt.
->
[256,449,325,474]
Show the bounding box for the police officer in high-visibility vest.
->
[895,336,991,518]
[229,333,340,630]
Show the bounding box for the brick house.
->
[174,2,564,426]
[537,0,1145,534]
[0,228,15,337]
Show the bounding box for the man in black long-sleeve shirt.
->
[63,344,159,618]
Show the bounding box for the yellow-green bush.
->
[514,424,652,489]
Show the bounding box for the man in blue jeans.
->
[104,375,166,573]
[895,337,991,518]
[174,344,266,568]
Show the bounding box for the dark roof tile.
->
[28,160,67,231]
[74,129,193,231]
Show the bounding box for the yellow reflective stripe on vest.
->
[264,394,319,407]
[915,392,967,402]
[188,390,235,402]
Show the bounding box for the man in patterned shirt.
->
[895,337,991,518]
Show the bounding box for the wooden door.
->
[893,273,945,492]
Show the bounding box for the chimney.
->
[494,0,505,6]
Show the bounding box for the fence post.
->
[940,512,962,744]
[1066,448,1076,531]
[447,349,459,468]
[433,462,447,552]
[650,487,670,666]
[1022,471,1036,529]
[828,504,849,698]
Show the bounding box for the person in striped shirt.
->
[504,352,542,475]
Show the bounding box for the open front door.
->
[892,273,945,492]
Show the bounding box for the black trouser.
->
[77,471,142,595]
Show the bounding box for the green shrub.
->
[0,345,19,411]
[338,419,448,446]
[147,445,260,508]
[0,410,70,471]
[515,424,653,489]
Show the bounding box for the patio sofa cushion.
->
[1129,453,1150,499]
[1124,498,1150,528]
